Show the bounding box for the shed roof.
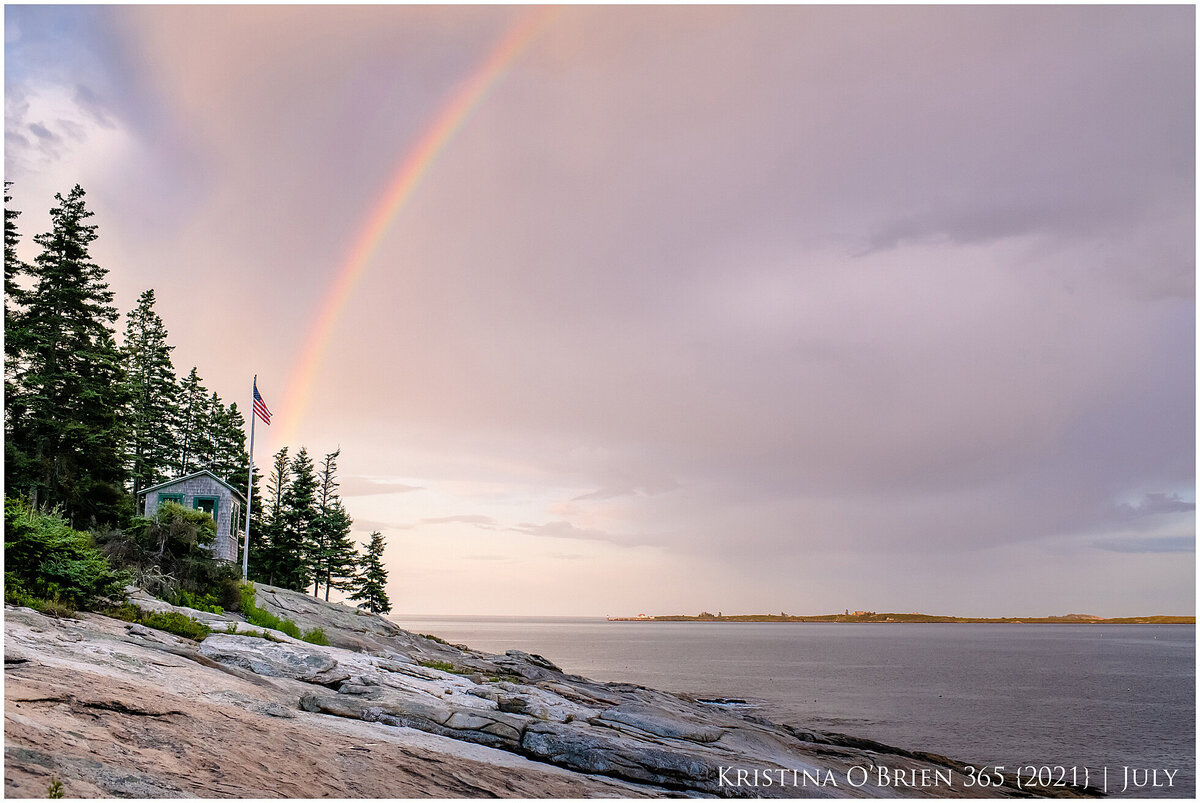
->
[138,470,247,504]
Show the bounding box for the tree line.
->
[5,183,389,613]
[252,445,388,609]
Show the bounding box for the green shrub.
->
[4,585,41,610]
[239,583,301,638]
[139,611,210,641]
[94,502,242,608]
[237,584,332,645]
[4,585,77,618]
[301,627,330,646]
[102,603,210,641]
[4,497,127,610]
[105,602,141,622]
[169,588,224,615]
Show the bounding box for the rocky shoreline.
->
[4,584,1100,798]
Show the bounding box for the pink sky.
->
[5,5,1194,615]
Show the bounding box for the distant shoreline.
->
[605,612,1195,624]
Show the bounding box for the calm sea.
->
[390,616,1195,798]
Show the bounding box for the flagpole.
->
[242,374,257,581]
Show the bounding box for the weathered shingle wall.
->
[144,475,241,562]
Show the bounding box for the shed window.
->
[193,496,219,521]
[160,493,184,506]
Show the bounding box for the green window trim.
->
[193,495,219,522]
[159,493,184,505]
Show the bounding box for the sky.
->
[4,4,1194,617]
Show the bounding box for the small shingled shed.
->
[138,470,245,562]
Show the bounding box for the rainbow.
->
[275,7,558,445]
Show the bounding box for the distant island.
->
[606,611,1194,624]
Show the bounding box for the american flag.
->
[253,380,272,425]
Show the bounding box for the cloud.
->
[1114,493,1196,519]
[354,514,500,532]
[420,515,499,529]
[28,122,56,142]
[1091,535,1194,554]
[339,477,425,497]
[509,520,644,547]
[352,518,415,533]
[6,5,1191,614]
[571,478,680,502]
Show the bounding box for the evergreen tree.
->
[6,185,129,525]
[252,447,290,584]
[174,367,209,474]
[5,183,32,480]
[5,182,29,389]
[232,463,264,574]
[349,531,390,614]
[274,447,319,591]
[190,390,223,472]
[310,448,357,600]
[120,289,178,497]
[210,401,247,484]
[4,182,25,308]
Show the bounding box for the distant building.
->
[138,470,245,562]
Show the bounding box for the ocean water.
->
[390,616,1195,798]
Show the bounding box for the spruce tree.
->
[232,463,264,572]
[193,392,218,470]
[310,448,358,600]
[5,183,31,479]
[174,367,208,474]
[350,531,391,614]
[275,447,318,591]
[211,401,247,484]
[121,289,178,497]
[7,185,129,525]
[252,447,290,584]
[4,182,25,308]
[5,182,29,392]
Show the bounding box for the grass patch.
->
[218,621,284,642]
[104,602,211,641]
[419,659,473,675]
[141,611,211,641]
[234,628,274,641]
[419,633,448,644]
